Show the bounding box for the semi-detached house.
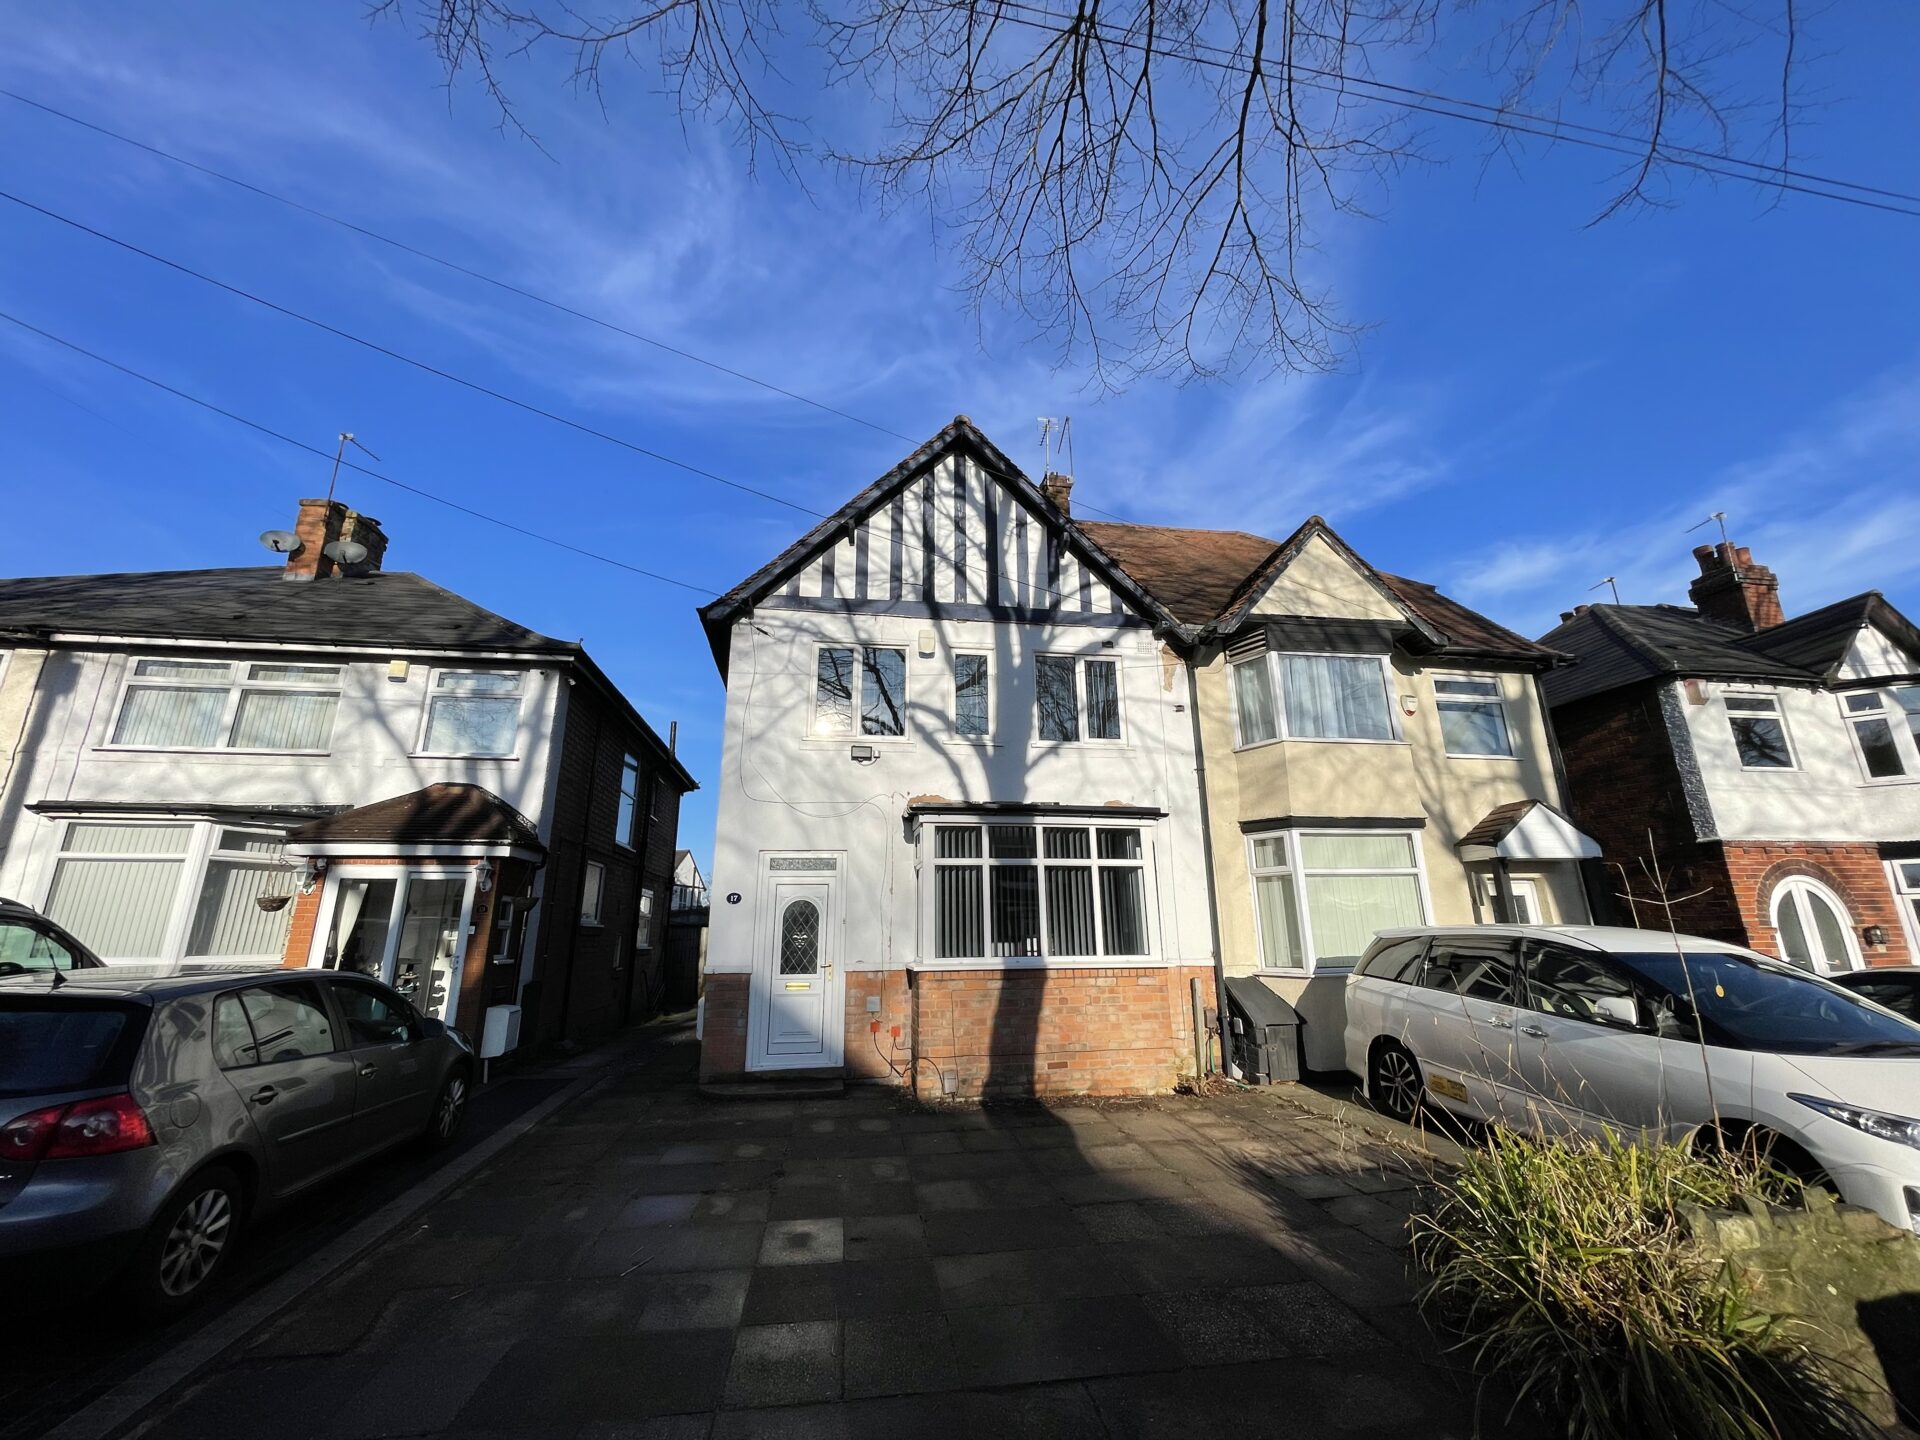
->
[697,417,1600,1091]
[0,496,695,1052]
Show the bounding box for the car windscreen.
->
[1610,951,1920,1056]
[0,999,148,1097]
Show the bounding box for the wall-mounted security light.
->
[260,530,298,554]
[1864,925,1889,948]
[851,743,878,764]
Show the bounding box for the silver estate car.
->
[0,969,474,1311]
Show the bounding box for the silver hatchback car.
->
[0,969,474,1312]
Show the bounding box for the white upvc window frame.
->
[1033,653,1125,745]
[808,643,911,742]
[1838,689,1919,784]
[636,887,657,950]
[919,817,1157,967]
[616,753,642,848]
[1434,673,1517,759]
[42,818,295,968]
[414,668,527,759]
[1722,688,1797,772]
[1245,827,1433,976]
[102,656,344,756]
[952,650,992,741]
[1228,651,1401,750]
[580,860,606,927]
[1476,874,1542,924]
[1889,858,1920,961]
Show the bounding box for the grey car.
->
[0,969,474,1311]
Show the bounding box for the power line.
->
[0,303,1103,610]
[0,85,1140,524]
[1,187,1157,605]
[0,308,721,597]
[985,0,1920,219]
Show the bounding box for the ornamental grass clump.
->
[1414,1128,1873,1440]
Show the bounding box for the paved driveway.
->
[132,1022,1510,1440]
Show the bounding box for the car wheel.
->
[127,1166,243,1315]
[423,1067,472,1150]
[1370,1041,1424,1124]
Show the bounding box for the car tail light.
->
[0,1094,155,1162]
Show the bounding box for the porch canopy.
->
[1455,799,1601,864]
[283,783,545,862]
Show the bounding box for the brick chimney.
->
[283,499,389,582]
[1557,603,1591,624]
[1688,541,1783,632]
[1041,472,1074,515]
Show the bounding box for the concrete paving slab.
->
[946,1295,1180,1388]
[760,1218,846,1266]
[723,1321,842,1408]
[841,1314,960,1399]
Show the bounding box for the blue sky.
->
[3,5,1918,869]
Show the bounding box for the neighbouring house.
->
[1083,515,1599,1069]
[1539,541,1920,972]
[672,849,709,911]
[697,418,1217,1096]
[0,496,695,1051]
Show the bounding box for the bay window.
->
[422,670,524,756]
[1229,651,1396,747]
[111,658,341,752]
[43,821,295,964]
[929,821,1151,961]
[1247,829,1427,972]
[812,646,907,738]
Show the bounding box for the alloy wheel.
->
[1375,1048,1422,1122]
[158,1187,233,1297]
[436,1075,468,1141]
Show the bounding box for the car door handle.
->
[359,1064,379,1078]
[1486,1017,1513,1030]
[250,1085,278,1106]
[1520,1025,1548,1038]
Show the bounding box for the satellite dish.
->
[324,539,369,565]
[260,530,299,554]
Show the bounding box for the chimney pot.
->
[1687,537,1783,631]
[1559,609,1577,623]
[1041,472,1074,516]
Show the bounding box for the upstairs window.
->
[953,653,990,737]
[422,671,523,756]
[1843,692,1911,780]
[1435,676,1514,757]
[111,659,341,752]
[1229,651,1395,747]
[616,754,642,847]
[1725,692,1792,769]
[812,646,907,738]
[580,861,605,927]
[1035,656,1121,743]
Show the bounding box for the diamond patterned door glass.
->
[780,900,821,976]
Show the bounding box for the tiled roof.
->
[1076,521,1278,626]
[1079,518,1555,663]
[1535,597,1901,707]
[0,567,569,654]
[287,784,543,852]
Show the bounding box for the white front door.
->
[750,860,842,1070]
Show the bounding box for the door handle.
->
[250,1085,278,1106]
[359,1064,379,1078]
[1521,1025,1548,1038]
[1486,1017,1513,1030]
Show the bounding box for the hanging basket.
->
[255,894,295,913]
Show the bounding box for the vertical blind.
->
[931,823,1149,961]
[45,823,192,958]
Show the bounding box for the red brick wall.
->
[1721,842,1910,967]
[909,964,1213,1098]
[701,973,750,1078]
[698,964,1213,1096]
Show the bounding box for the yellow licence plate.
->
[1427,1074,1469,1103]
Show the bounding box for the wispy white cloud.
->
[1449,365,1920,635]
